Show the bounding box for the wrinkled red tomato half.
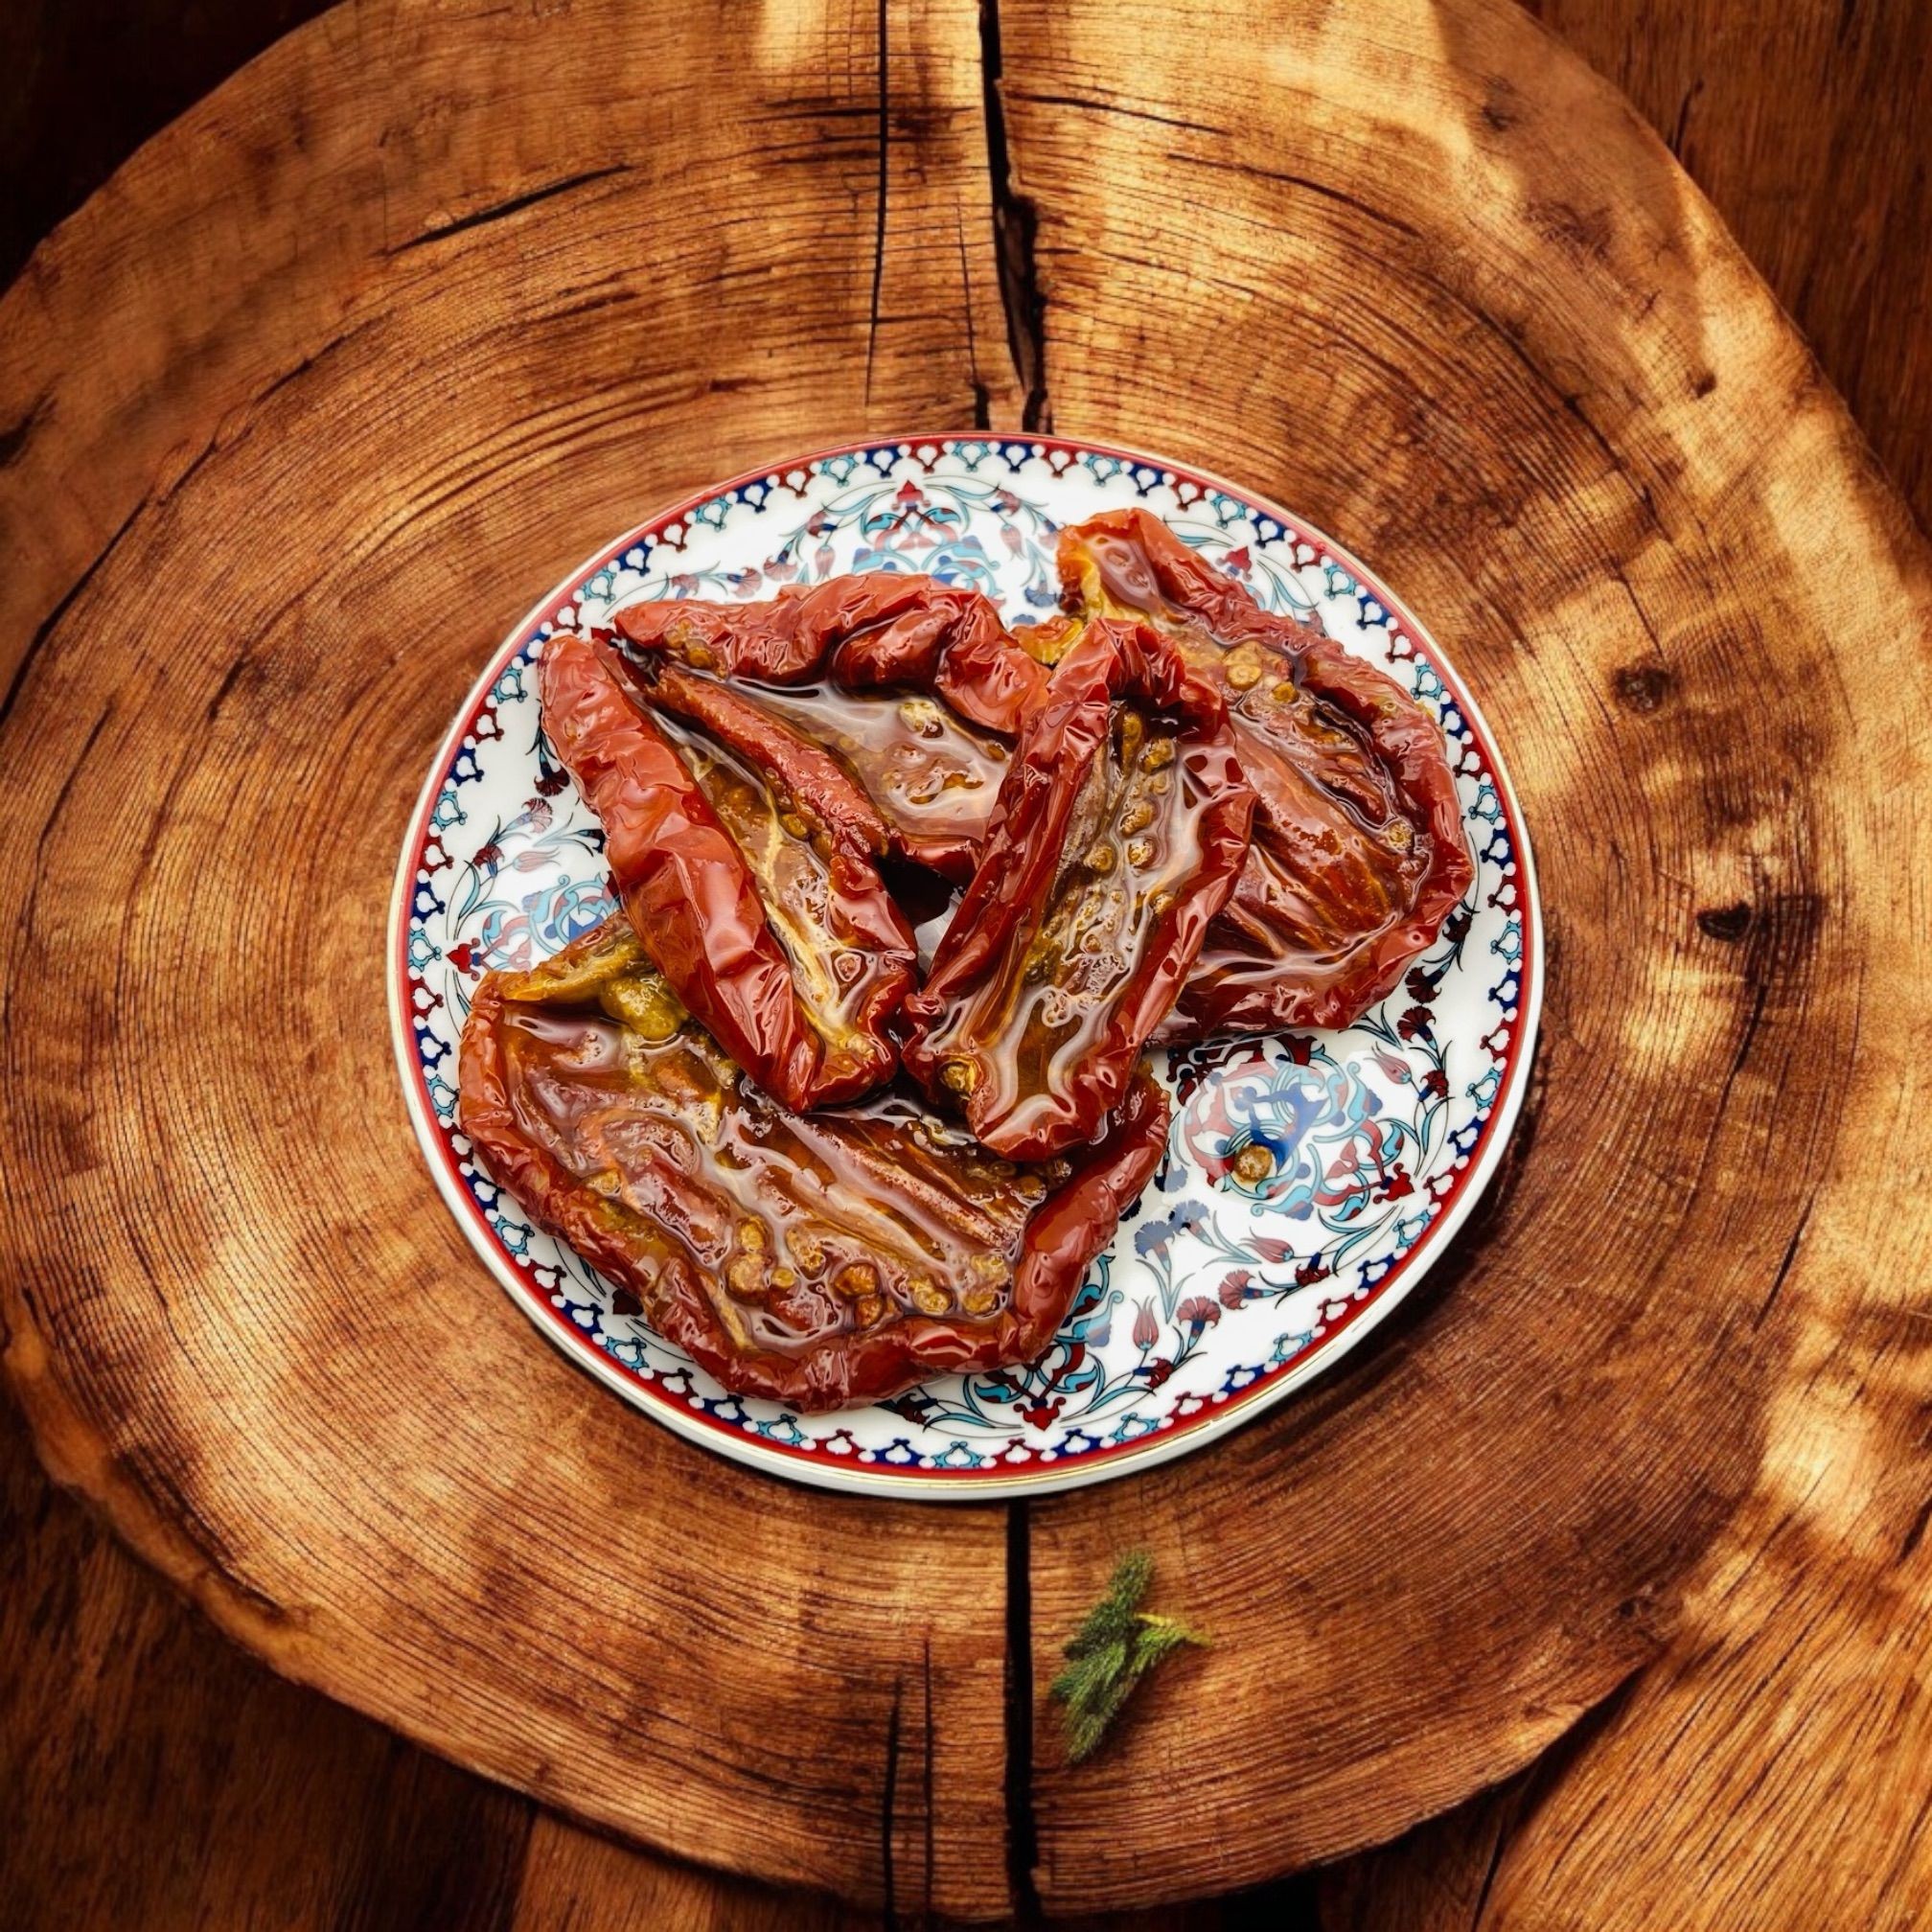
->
[901,617,1254,1161]
[611,572,1046,883]
[457,917,1169,1408]
[540,631,917,1112]
[1049,510,1475,1041]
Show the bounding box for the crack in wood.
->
[0,389,52,469]
[1007,86,1226,138]
[1465,1797,1518,1932]
[155,427,229,510]
[977,7,1054,1833]
[1170,148,1425,242]
[1754,1192,1814,1330]
[121,1444,298,1631]
[247,319,378,410]
[544,288,638,325]
[204,650,255,727]
[1668,78,1705,160]
[1464,1669,1645,1929]
[1726,952,1773,1084]
[388,165,630,254]
[1607,560,1668,661]
[863,0,891,405]
[1,499,144,735]
[1697,900,1755,942]
[978,0,1050,432]
[1897,1495,1932,1568]
[33,702,114,864]
[955,212,992,430]
[12,701,116,1039]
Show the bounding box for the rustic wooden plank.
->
[1320,1782,1530,1932]
[0,1398,538,1930]
[0,0,1020,1916]
[996,0,1931,1912]
[1528,0,1932,534]
[509,1816,873,1932]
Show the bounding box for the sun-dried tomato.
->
[613,571,1047,732]
[901,617,1255,1162]
[457,917,1169,1409]
[539,631,916,1110]
[1045,510,1474,1041]
[612,575,1045,882]
[634,656,1014,888]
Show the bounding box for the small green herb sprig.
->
[1049,1551,1208,1763]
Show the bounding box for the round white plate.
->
[388,435,1541,1498]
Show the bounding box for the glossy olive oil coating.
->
[736,677,1012,881]
[458,917,1170,1409]
[648,704,904,1074]
[612,569,1048,734]
[1056,510,1475,1040]
[902,618,1254,1162]
[539,631,916,1112]
[916,708,1206,1133]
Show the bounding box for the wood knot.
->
[0,391,50,470]
[1693,371,1719,399]
[1612,662,1672,712]
[1697,902,1755,943]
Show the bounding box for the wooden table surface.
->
[3,3,1927,1928]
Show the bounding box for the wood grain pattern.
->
[2,0,1929,1923]
[509,1821,870,1932]
[1,1383,1286,1932]
[0,1396,537,1929]
[1323,1051,1932,1932]
[1310,10,1932,1918]
[0,0,1018,1917]
[1001,0,1930,1913]
[1322,1781,1530,1932]
[1528,0,1932,535]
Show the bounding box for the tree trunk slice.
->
[1,0,1924,1923]
[0,0,1018,1918]
[5,1385,1240,1932]
[1000,0,1932,1915]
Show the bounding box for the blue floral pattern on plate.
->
[387,436,1541,1497]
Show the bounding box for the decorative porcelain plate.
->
[389,435,1540,1498]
